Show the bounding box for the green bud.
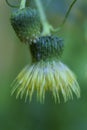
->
[11,7,42,43]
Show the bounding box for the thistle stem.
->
[20,0,26,9]
[52,0,78,34]
[34,0,53,35]
[5,0,18,8]
[62,0,77,26]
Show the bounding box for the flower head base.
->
[12,60,80,103]
[30,35,63,61]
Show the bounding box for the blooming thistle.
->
[11,35,80,103]
[10,0,80,103]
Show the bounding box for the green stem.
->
[20,0,26,9]
[51,0,77,34]
[34,0,53,35]
[62,0,77,26]
[5,0,18,8]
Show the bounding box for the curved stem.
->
[52,0,77,34]
[34,0,53,35]
[5,0,18,8]
[62,0,77,26]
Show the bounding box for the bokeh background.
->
[0,0,87,130]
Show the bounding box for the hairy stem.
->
[20,0,26,9]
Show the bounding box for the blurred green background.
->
[0,0,87,130]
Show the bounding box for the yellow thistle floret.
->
[12,60,80,103]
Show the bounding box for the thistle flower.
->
[12,36,80,103]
